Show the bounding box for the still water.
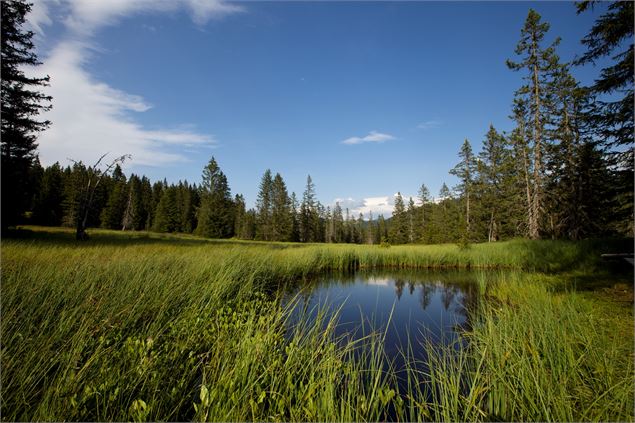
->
[286,269,479,365]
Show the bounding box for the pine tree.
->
[194,157,234,238]
[1,0,52,229]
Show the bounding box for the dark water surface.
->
[286,269,480,367]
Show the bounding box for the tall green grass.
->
[1,227,633,421]
[404,272,634,422]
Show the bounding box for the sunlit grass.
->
[1,227,632,421]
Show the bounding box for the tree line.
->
[2,2,632,243]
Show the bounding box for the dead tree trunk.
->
[73,154,131,240]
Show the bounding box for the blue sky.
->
[30,1,609,217]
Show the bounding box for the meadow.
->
[2,226,633,421]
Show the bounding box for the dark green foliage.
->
[255,169,274,240]
[100,165,127,230]
[1,0,52,229]
[300,175,320,243]
[576,0,634,236]
[450,139,477,238]
[233,194,257,240]
[194,157,234,238]
[270,173,293,241]
[61,163,86,228]
[507,9,562,239]
[32,162,64,226]
[153,186,181,233]
[389,193,408,244]
[475,126,518,241]
[289,192,300,242]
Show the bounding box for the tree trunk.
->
[530,35,542,240]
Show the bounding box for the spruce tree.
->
[389,192,408,244]
[377,214,388,244]
[333,202,344,243]
[357,212,366,244]
[100,165,127,229]
[437,183,454,243]
[32,162,64,226]
[576,0,634,235]
[1,0,52,229]
[271,173,292,241]
[121,181,135,231]
[300,175,318,242]
[478,125,512,241]
[417,184,431,242]
[407,197,416,243]
[233,193,247,239]
[449,139,477,238]
[507,9,562,238]
[289,192,300,242]
[255,169,273,240]
[194,157,234,238]
[153,186,180,233]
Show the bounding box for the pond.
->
[285,269,480,368]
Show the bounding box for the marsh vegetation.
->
[2,227,632,421]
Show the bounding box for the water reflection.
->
[285,269,479,367]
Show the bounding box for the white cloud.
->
[331,193,419,219]
[417,120,442,130]
[28,0,242,168]
[35,41,216,167]
[341,130,396,145]
[329,196,393,219]
[64,0,243,35]
[366,277,390,286]
[26,1,55,35]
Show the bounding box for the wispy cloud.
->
[26,1,55,35]
[341,130,396,145]
[417,119,442,130]
[27,0,241,168]
[64,0,244,35]
[35,41,216,167]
